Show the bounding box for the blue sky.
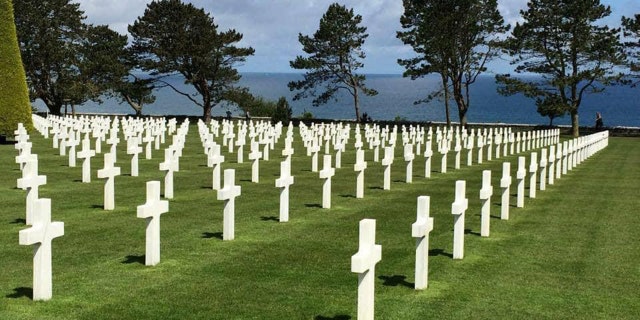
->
[76,0,640,74]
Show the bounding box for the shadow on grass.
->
[429,248,453,258]
[368,186,383,190]
[6,287,32,299]
[490,215,502,219]
[305,203,322,208]
[339,194,356,199]
[240,179,252,182]
[314,315,351,320]
[464,228,481,236]
[10,218,26,224]
[260,216,279,222]
[91,204,103,209]
[378,274,414,289]
[202,232,223,239]
[122,255,145,265]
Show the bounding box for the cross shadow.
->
[91,204,103,209]
[429,248,453,258]
[464,228,481,236]
[240,179,252,182]
[339,194,356,198]
[368,186,383,190]
[305,203,322,208]
[122,255,145,265]
[6,287,32,299]
[314,315,351,320]
[378,274,414,289]
[260,216,279,222]
[202,232,223,239]
[10,218,26,224]
[490,214,502,219]
[73,179,83,183]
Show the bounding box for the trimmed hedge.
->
[0,0,32,138]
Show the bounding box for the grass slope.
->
[0,125,638,319]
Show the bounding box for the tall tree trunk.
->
[441,74,451,126]
[203,103,212,125]
[571,110,579,137]
[353,86,360,123]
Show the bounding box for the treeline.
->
[10,0,640,136]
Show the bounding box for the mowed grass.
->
[0,123,638,319]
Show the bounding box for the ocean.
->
[37,73,640,128]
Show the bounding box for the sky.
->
[75,0,640,74]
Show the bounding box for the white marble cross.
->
[127,136,143,177]
[529,152,538,198]
[106,130,120,162]
[440,140,449,173]
[17,157,46,225]
[479,170,493,237]
[555,143,563,180]
[217,169,241,240]
[159,147,178,199]
[207,144,225,190]
[67,133,78,167]
[236,135,245,163]
[319,154,335,209]
[97,152,121,210]
[310,139,320,172]
[15,141,32,171]
[454,138,462,169]
[424,140,433,178]
[275,160,294,222]
[404,143,414,183]
[77,136,96,183]
[137,181,169,266]
[381,146,394,190]
[248,141,262,183]
[466,134,474,166]
[539,148,548,191]
[354,149,367,198]
[548,145,556,185]
[282,136,294,164]
[143,131,154,159]
[351,219,382,320]
[516,156,526,208]
[451,180,468,259]
[477,135,484,164]
[19,198,64,301]
[412,196,434,290]
[500,162,512,220]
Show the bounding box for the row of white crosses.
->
[349,130,610,317]
[14,122,65,301]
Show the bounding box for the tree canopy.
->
[13,0,127,115]
[622,14,640,87]
[398,0,508,127]
[288,2,377,122]
[496,0,625,136]
[128,0,254,123]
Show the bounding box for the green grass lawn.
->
[1,124,638,319]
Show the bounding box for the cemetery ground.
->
[1,125,639,319]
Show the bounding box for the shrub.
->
[0,0,33,138]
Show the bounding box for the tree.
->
[0,0,32,138]
[622,14,640,87]
[115,75,157,117]
[398,0,508,127]
[496,0,625,137]
[128,0,254,124]
[288,2,377,122]
[14,0,126,115]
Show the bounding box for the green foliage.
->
[272,97,292,125]
[622,14,640,86]
[398,0,508,127]
[0,0,32,137]
[496,0,625,137]
[128,0,254,123]
[300,109,314,120]
[288,2,377,122]
[13,0,126,115]
[116,75,157,117]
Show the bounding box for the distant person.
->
[226,110,232,120]
[595,112,603,130]
[245,111,251,121]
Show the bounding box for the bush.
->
[0,0,33,138]
[271,97,292,125]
